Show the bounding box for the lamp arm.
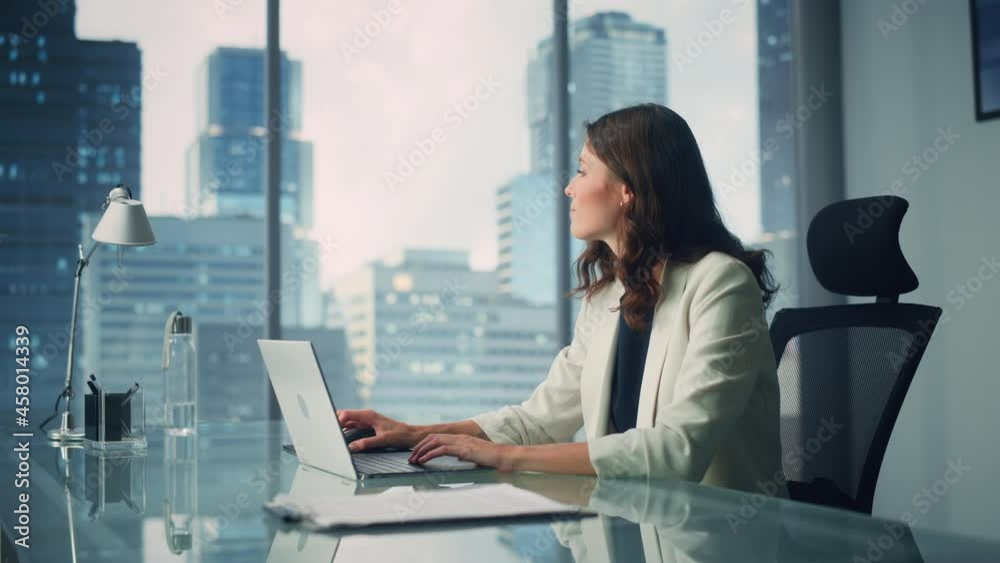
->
[78,241,100,274]
[63,241,102,393]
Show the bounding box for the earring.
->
[620,201,624,208]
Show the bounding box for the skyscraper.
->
[185,47,313,227]
[756,0,799,311]
[502,12,666,307]
[497,173,558,304]
[0,0,141,406]
[758,0,796,235]
[333,249,558,423]
[528,11,668,173]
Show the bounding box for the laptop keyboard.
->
[352,453,429,475]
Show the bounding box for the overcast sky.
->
[76,0,760,285]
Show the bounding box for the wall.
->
[841,0,1000,539]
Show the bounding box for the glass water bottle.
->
[162,311,197,436]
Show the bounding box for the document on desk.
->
[263,483,590,530]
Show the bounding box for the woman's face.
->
[564,141,629,251]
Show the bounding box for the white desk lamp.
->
[47,185,156,442]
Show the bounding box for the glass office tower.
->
[757,0,796,236]
[753,0,800,313]
[0,0,141,407]
[502,11,666,312]
[185,47,313,228]
[497,173,559,305]
[333,248,557,424]
[527,11,667,173]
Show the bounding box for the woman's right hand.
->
[336,409,423,452]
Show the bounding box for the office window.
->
[570,1,800,314]
[282,0,562,424]
[30,0,277,436]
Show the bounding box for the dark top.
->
[609,301,656,433]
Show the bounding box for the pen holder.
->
[84,448,147,519]
[84,386,146,451]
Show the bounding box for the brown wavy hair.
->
[568,103,778,331]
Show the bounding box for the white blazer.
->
[472,251,787,494]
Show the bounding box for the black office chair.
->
[770,196,942,514]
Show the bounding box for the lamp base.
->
[47,411,85,442]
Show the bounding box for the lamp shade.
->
[91,199,156,246]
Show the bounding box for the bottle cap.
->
[171,313,192,334]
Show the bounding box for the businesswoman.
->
[339,103,786,493]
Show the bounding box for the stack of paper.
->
[263,483,589,530]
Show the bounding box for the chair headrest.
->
[806,196,918,299]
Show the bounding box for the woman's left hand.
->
[408,434,517,472]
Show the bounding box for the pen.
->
[87,373,101,395]
[121,494,139,513]
[121,382,140,404]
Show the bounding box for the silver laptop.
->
[258,339,479,480]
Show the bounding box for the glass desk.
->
[2,421,998,562]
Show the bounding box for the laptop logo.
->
[296,394,310,419]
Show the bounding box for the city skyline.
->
[501,11,669,308]
[185,46,315,227]
[75,0,761,285]
[0,0,142,404]
[332,248,558,423]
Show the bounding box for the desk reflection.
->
[14,422,973,563]
[524,476,780,563]
[82,448,146,521]
[264,465,355,563]
[163,432,197,554]
[510,474,924,563]
[265,466,926,563]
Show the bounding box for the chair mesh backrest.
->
[770,303,941,511]
[776,326,915,501]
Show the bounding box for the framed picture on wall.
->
[971,0,1000,121]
